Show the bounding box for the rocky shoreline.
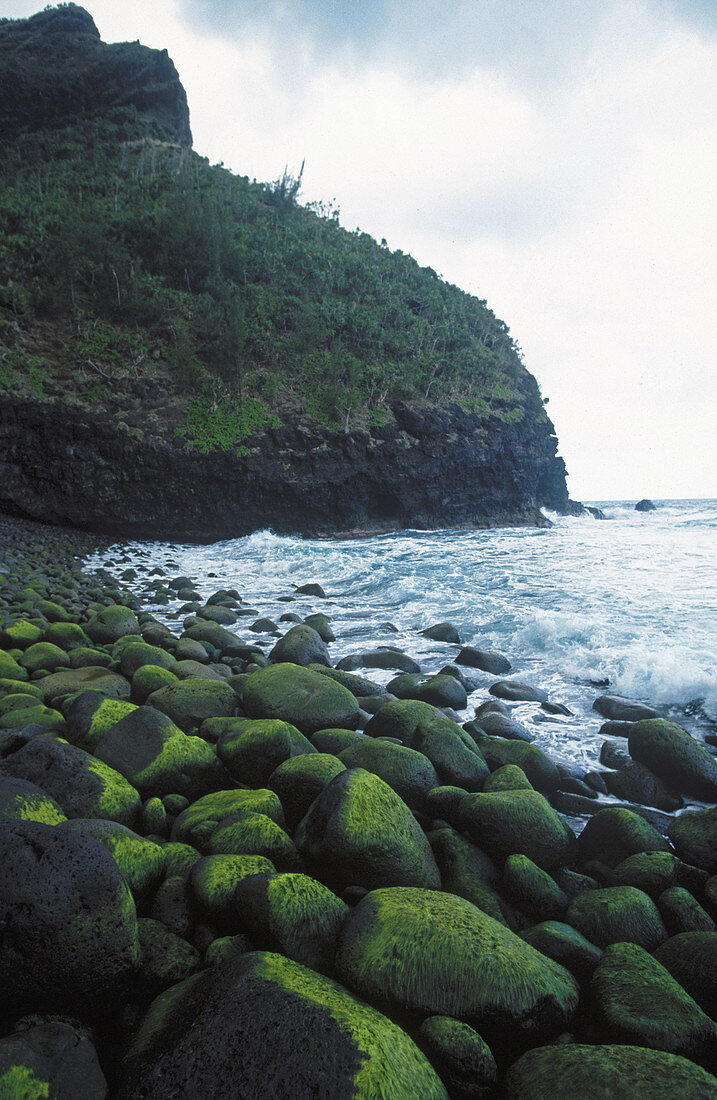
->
[1,513,716,1097]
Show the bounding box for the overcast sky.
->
[8,0,717,500]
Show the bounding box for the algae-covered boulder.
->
[92,705,228,800]
[310,727,368,754]
[171,788,285,848]
[418,1016,497,1099]
[268,752,346,830]
[207,810,302,870]
[0,1019,107,1100]
[576,806,670,868]
[388,672,468,710]
[44,620,91,651]
[20,641,71,673]
[427,826,508,925]
[0,773,68,824]
[0,618,43,650]
[566,885,668,950]
[628,719,717,800]
[131,664,179,705]
[658,886,715,935]
[234,871,350,973]
[0,821,140,1019]
[502,854,569,921]
[217,717,314,786]
[336,887,579,1042]
[295,768,440,891]
[338,736,439,810]
[459,789,575,870]
[57,818,166,908]
[0,650,29,682]
[484,764,534,792]
[654,931,717,1019]
[364,698,440,741]
[520,921,602,980]
[117,950,448,1099]
[0,736,141,826]
[503,1044,717,1099]
[119,641,177,678]
[269,624,331,666]
[668,806,717,874]
[190,853,276,926]
[469,733,560,793]
[608,851,705,898]
[591,941,717,1063]
[147,677,239,732]
[86,604,140,645]
[409,713,489,791]
[137,917,202,999]
[35,666,131,705]
[242,663,360,734]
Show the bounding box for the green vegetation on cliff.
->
[0,6,551,454]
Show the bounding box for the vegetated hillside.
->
[0,4,574,538]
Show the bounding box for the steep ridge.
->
[0,5,577,538]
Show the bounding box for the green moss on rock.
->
[459,788,575,870]
[171,788,285,848]
[576,806,670,868]
[566,885,668,950]
[242,663,360,734]
[668,806,717,875]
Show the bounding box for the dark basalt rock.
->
[0,5,192,147]
[0,397,573,540]
[635,498,657,511]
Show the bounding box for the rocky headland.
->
[1,515,716,1097]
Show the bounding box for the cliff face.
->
[0,394,569,540]
[0,6,576,540]
[0,4,191,147]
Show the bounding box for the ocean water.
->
[91,498,717,779]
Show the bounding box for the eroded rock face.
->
[0,5,192,147]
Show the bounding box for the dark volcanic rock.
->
[0,5,192,147]
[635,498,657,512]
[0,397,572,540]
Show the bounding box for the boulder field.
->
[1,515,716,1098]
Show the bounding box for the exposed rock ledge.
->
[0,396,574,541]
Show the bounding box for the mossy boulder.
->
[0,619,44,650]
[19,641,71,674]
[0,650,29,682]
[216,717,314,786]
[0,774,67,825]
[35,666,130,705]
[658,886,715,935]
[57,818,166,908]
[69,646,113,669]
[0,1019,107,1100]
[628,719,717,800]
[654,931,717,1019]
[418,1016,497,1100]
[147,677,238,732]
[92,705,228,800]
[520,921,602,979]
[85,604,140,645]
[190,853,276,926]
[668,806,717,874]
[0,821,140,1019]
[269,624,331,666]
[484,764,534,792]
[503,1044,717,1099]
[131,664,179,704]
[337,737,440,810]
[0,702,65,731]
[207,810,302,870]
[72,696,138,751]
[335,887,579,1043]
[459,789,575,870]
[294,768,440,891]
[268,752,347,830]
[387,672,468,710]
[234,870,350,974]
[467,733,560,794]
[117,950,448,1099]
[0,736,141,826]
[427,826,509,926]
[310,727,367,754]
[43,620,91,651]
[576,806,670,868]
[119,641,177,678]
[363,698,439,741]
[149,874,194,940]
[242,663,360,734]
[171,788,285,848]
[502,854,569,921]
[608,851,705,898]
[591,941,717,1063]
[137,917,202,999]
[566,885,668,950]
[409,712,489,791]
